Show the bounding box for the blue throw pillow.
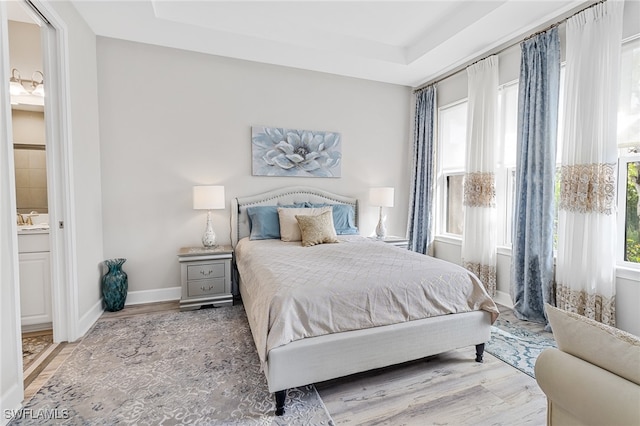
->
[247,204,302,240]
[307,203,358,235]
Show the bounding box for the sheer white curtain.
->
[462,56,498,296]
[556,1,624,325]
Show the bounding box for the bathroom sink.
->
[18,224,50,232]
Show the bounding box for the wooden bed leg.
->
[475,343,485,363]
[274,390,286,416]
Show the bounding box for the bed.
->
[231,186,499,416]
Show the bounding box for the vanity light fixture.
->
[193,185,225,248]
[370,187,394,239]
[9,68,29,96]
[9,68,45,98]
[31,71,45,97]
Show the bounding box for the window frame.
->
[617,153,640,268]
[614,36,640,268]
[496,80,519,248]
[436,99,468,239]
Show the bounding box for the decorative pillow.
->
[306,203,358,235]
[545,304,640,385]
[277,206,332,242]
[247,205,301,240]
[295,211,339,247]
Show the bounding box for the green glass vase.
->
[102,258,128,312]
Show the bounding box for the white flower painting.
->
[252,126,342,177]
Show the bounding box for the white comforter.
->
[235,236,499,364]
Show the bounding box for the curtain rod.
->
[413,0,604,94]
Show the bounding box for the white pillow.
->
[277,206,332,242]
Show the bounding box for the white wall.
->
[48,1,104,329]
[97,37,411,294]
[432,2,640,336]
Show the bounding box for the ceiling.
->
[63,2,595,86]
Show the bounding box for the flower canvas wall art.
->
[252,126,342,177]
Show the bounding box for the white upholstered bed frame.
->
[231,186,492,415]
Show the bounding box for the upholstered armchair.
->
[535,305,640,426]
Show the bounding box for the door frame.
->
[31,0,79,343]
[1,0,77,416]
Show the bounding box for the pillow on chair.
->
[546,304,640,385]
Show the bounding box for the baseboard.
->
[494,290,513,309]
[76,299,104,341]
[125,287,181,306]
[21,322,53,333]
[0,381,24,426]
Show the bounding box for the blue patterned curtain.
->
[511,28,561,324]
[407,85,436,254]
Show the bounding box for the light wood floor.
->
[315,347,546,425]
[24,302,548,425]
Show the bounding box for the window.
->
[435,37,639,268]
[438,101,467,236]
[437,83,518,243]
[445,174,464,234]
[617,37,640,265]
[497,82,519,246]
[553,66,566,250]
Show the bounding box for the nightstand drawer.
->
[187,278,226,297]
[178,246,234,311]
[187,263,226,280]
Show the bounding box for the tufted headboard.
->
[231,186,358,247]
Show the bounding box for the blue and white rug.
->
[485,312,557,378]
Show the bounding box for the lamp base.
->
[202,211,217,248]
[375,207,387,240]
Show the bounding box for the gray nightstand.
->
[178,246,233,311]
[370,236,409,249]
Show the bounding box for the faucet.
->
[17,213,33,226]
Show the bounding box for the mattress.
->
[236,235,499,365]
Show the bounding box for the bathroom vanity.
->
[18,226,51,330]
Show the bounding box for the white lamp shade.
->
[193,185,225,210]
[370,187,394,207]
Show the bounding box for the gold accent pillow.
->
[295,211,339,247]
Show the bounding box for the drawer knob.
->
[200,269,214,276]
[200,285,215,291]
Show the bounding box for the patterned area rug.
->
[485,308,557,378]
[11,306,333,425]
[22,332,54,370]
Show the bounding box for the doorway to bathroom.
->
[7,0,57,384]
[5,0,78,393]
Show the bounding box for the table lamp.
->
[193,185,225,248]
[370,187,394,239]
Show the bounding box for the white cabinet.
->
[18,231,52,328]
[19,251,51,327]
